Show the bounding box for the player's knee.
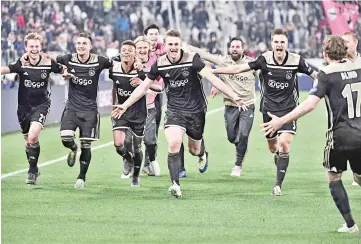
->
[27,130,40,144]
[188,143,201,156]
[238,132,250,144]
[327,171,342,183]
[267,141,278,153]
[133,137,143,153]
[168,142,182,153]
[114,144,125,154]
[61,136,75,148]
[227,134,237,144]
[188,147,198,156]
[278,139,291,153]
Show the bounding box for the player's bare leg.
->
[188,138,208,173]
[271,132,293,196]
[61,130,78,167]
[164,126,184,198]
[267,136,279,165]
[25,122,42,184]
[328,172,359,233]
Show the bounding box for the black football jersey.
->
[147,50,207,113]
[249,51,314,113]
[56,53,112,111]
[310,60,361,150]
[8,57,63,109]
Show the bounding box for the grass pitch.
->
[1,93,360,243]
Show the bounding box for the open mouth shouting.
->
[275,48,283,55]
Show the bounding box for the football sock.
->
[146,144,157,162]
[168,152,181,186]
[180,143,185,172]
[78,142,91,181]
[25,145,30,162]
[133,139,143,177]
[276,152,289,187]
[329,180,355,228]
[28,142,40,174]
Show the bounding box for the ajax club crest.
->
[41,70,48,79]
[89,68,96,76]
[285,71,293,80]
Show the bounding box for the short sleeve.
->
[147,62,158,81]
[309,71,327,98]
[298,57,314,75]
[137,70,147,81]
[192,53,206,72]
[8,59,22,73]
[51,60,63,74]
[56,54,72,65]
[99,55,113,69]
[248,55,265,71]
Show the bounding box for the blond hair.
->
[134,36,150,45]
[342,32,358,43]
[24,32,43,46]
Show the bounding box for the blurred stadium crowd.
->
[2,0,361,88]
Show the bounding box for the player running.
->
[184,37,258,176]
[38,32,113,188]
[262,35,360,234]
[109,40,162,187]
[1,32,65,185]
[342,32,360,186]
[112,29,244,198]
[213,29,317,196]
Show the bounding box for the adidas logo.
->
[71,69,75,73]
[249,114,254,118]
[116,80,120,84]
[165,73,170,77]
[267,72,272,75]
[23,72,28,75]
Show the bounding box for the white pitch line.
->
[1,106,225,179]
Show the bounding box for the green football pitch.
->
[1,93,360,243]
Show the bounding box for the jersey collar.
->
[121,62,135,74]
[76,53,91,64]
[29,55,42,67]
[272,51,289,66]
[166,49,184,65]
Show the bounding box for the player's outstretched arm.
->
[199,67,243,105]
[130,77,162,92]
[213,63,251,75]
[183,43,223,66]
[1,66,10,75]
[261,95,321,137]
